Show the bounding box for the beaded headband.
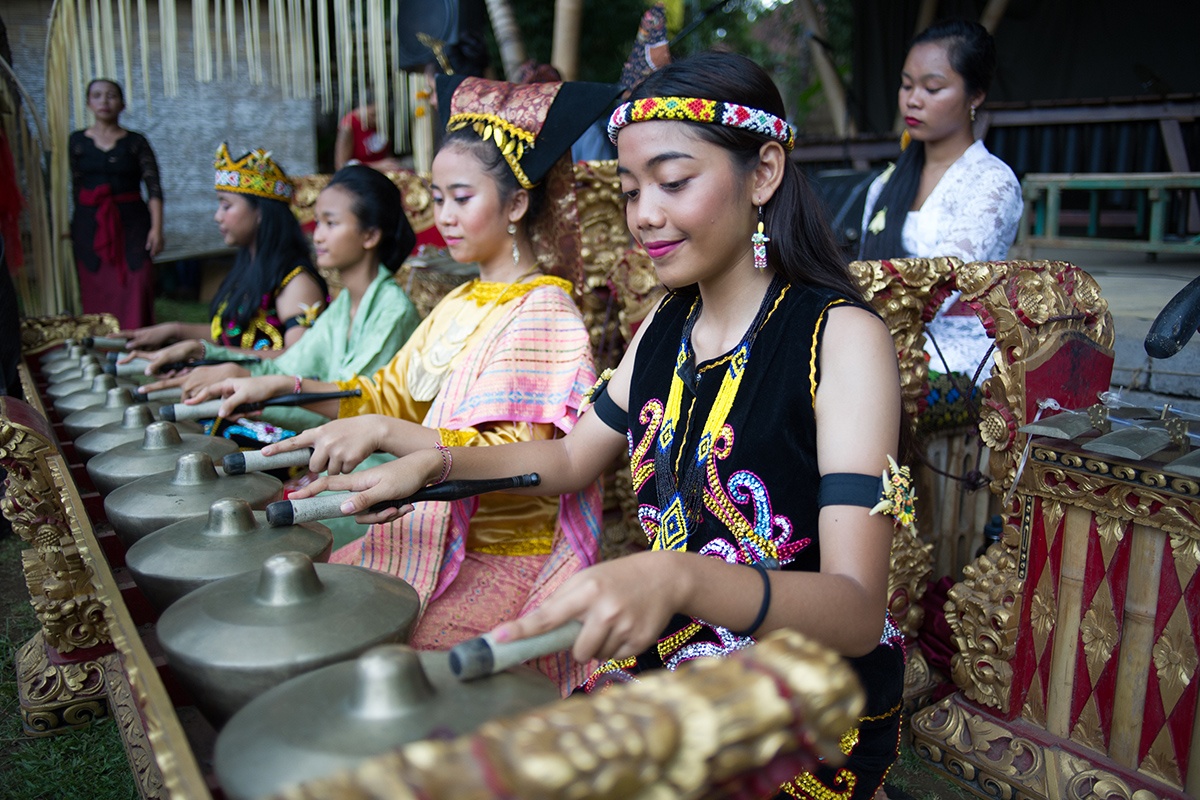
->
[214,143,294,203]
[607,96,796,151]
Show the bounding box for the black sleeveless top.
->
[586,279,905,712]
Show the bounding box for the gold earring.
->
[970,106,977,122]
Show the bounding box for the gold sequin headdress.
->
[214,142,294,203]
[437,75,621,189]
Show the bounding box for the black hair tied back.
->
[326,165,416,270]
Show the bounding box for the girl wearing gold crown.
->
[118,145,327,364]
[188,76,620,691]
[69,78,164,329]
[288,52,909,797]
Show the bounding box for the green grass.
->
[885,735,979,800]
[0,534,137,800]
[154,297,210,325]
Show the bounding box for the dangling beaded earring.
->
[970,105,977,122]
[751,205,770,270]
[507,222,520,268]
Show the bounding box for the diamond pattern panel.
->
[1164,553,1200,787]
[1139,535,1186,767]
[1015,496,1060,720]
[1069,514,1106,732]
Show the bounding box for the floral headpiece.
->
[607,96,796,151]
[214,143,294,203]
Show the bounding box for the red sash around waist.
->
[78,185,141,279]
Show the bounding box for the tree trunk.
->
[551,0,583,81]
[484,0,527,82]
[796,0,856,140]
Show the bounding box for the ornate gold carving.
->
[1152,605,1197,713]
[1042,498,1064,544]
[1096,513,1126,558]
[15,631,108,736]
[1,398,111,653]
[1080,600,1119,680]
[1070,699,1106,754]
[849,256,958,420]
[20,314,119,355]
[910,696,1047,795]
[946,542,1021,711]
[274,630,865,800]
[1030,582,1056,642]
[1030,460,1200,540]
[902,648,943,715]
[291,170,435,236]
[1141,727,1182,789]
[103,655,167,799]
[575,160,663,372]
[887,523,932,639]
[1169,529,1200,585]
[912,696,1175,800]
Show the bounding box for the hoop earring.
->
[751,205,769,270]
[970,106,976,122]
[507,222,519,268]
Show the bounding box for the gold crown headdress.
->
[214,143,294,203]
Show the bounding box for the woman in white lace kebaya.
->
[859,19,1022,379]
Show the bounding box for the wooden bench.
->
[1017,171,1200,257]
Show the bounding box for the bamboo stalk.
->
[354,0,364,111]
[302,0,314,98]
[979,0,1011,33]
[215,0,225,81]
[226,0,237,78]
[1046,506,1087,737]
[288,0,302,97]
[1108,524,1161,767]
[193,0,208,81]
[316,0,330,112]
[137,0,150,112]
[99,0,117,80]
[48,1,75,312]
[66,0,86,126]
[336,0,350,117]
[117,0,134,108]
[484,0,527,82]
[246,0,261,84]
[368,0,385,147]
[550,0,582,81]
[410,71,432,174]
[390,0,406,152]
[795,0,855,139]
[89,0,103,80]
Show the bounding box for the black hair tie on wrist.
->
[733,560,772,638]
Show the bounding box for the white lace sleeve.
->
[930,149,1023,262]
[860,172,887,237]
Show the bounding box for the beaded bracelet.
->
[732,561,772,638]
[292,375,303,395]
[432,443,453,485]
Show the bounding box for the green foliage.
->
[0,536,137,800]
[486,0,650,83]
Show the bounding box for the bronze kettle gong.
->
[62,387,141,440]
[156,552,420,727]
[86,421,238,496]
[214,643,559,800]
[103,451,280,545]
[125,498,333,610]
[52,374,122,416]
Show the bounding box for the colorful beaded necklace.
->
[653,274,787,551]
